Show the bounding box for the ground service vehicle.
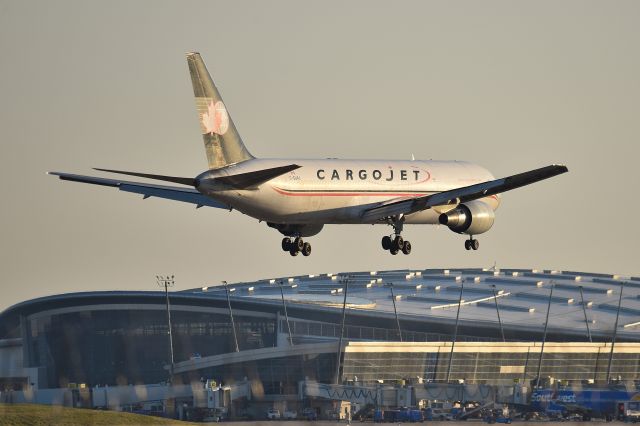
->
[266,408,281,420]
[283,410,297,420]
[301,408,317,421]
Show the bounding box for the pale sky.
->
[1,1,638,311]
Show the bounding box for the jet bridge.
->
[300,380,410,406]
[300,379,524,408]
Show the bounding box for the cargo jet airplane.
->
[50,52,568,257]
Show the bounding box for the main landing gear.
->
[381,235,411,255]
[381,215,411,255]
[464,237,479,251]
[282,237,311,257]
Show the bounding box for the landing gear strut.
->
[282,237,311,257]
[381,216,412,255]
[465,237,479,251]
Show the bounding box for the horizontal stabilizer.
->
[48,172,229,209]
[93,168,196,186]
[215,164,301,189]
[362,164,568,222]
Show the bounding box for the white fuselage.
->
[198,158,500,224]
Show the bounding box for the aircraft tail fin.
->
[186,52,254,169]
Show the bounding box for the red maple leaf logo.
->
[202,100,229,135]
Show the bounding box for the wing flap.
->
[48,172,229,209]
[362,164,568,222]
[360,196,428,222]
[93,168,196,186]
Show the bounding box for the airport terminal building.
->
[2,267,640,403]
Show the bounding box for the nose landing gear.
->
[282,237,311,257]
[464,237,479,250]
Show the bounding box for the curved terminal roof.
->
[2,267,639,342]
[190,267,640,340]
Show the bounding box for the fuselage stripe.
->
[272,187,428,197]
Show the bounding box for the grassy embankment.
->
[0,403,199,426]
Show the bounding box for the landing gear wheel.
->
[282,237,291,251]
[289,247,299,256]
[393,236,404,251]
[302,242,312,256]
[464,240,472,250]
[471,239,479,250]
[381,236,392,250]
[402,240,412,255]
[390,247,399,255]
[294,237,304,251]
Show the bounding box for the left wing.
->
[362,164,568,222]
[48,172,230,209]
[93,163,301,190]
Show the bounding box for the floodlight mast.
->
[492,285,506,342]
[578,286,592,343]
[279,280,294,346]
[223,281,240,353]
[156,275,175,384]
[445,278,464,383]
[606,281,625,383]
[334,275,349,385]
[389,284,403,342]
[535,281,554,389]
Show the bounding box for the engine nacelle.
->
[438,200,495,235]
[267,223,324,237]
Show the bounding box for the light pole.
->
[446,278,464,383]
[279,280,294,346]
[223,281,240,353]
[535,281,554,389]
[389,284,403,342]
[335,276,349,384]
[606,281,625,383]
[492,285,506,342]
[156,275,175,384]
[578,286,592,343]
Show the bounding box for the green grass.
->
[0,404,198,426]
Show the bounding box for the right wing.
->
[48,172,230,209]
[362,164,568,222]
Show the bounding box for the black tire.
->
[382,236,392,250]
[302,242,312,256]
[472,239,479,250]
[464,240,471,250]
[402,240,412,255]
[394,235,404,250]
[294,237,304,251]
[289,248,299,256]
[282,237,291,251]
[390,247,399,255]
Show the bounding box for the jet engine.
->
[438,200,495,235]
[267,223,324,237]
